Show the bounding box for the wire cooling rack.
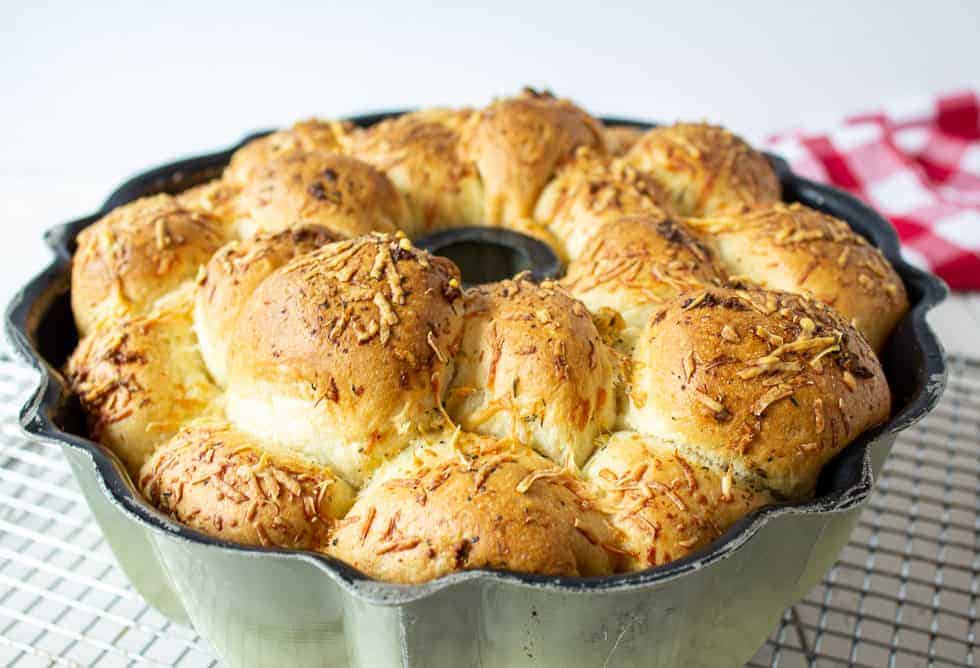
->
[0,355,976,667]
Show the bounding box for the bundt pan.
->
[5,112,947,668]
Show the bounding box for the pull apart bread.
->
[66,89,906,583]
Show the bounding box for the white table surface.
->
[2,0,978,355]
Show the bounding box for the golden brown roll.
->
[224,233,465,486]
[584,431,772,569]
[446,277,618,467]
[534,147,673,260]
[65,299,218,476]
[326,431,623,583]
[686,203,909,351]
[626,286,890,498]
[460,89,605,225]
[232,150,409,239]
[64,93,911,584]
[347,109,484,236]
[224,118,352,186]
[193,224,342,385]
[186,119,354,231]
[562,216,726,334]
[176,179,240,226]
[625,122,781,217]
[141,420,355,549]
[603,124,645,157]
[71,194,226,336]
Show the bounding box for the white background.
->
[2,0,979,347]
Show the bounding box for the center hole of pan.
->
[415,227,562,287]
[436,240,531,284]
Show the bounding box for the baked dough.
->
[66,91,903,583]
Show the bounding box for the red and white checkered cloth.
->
[766,90,980,291]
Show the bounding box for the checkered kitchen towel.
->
[766,90,980,291]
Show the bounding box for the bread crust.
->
[347,109,484,237]
[64,94,906,583]
[627,286,890,498]
[232,150,408,239]
[66,299,218,475]
[562,216,726,334]
[327,432,622,583]
[535,147,673,259]
[141,420,355,550]
[686,203,909,350]
[225,118,352,186]
[71,194,226,336]
[461,89,604,224]
[626,122,781,216]
[603,124,645,157]
[225,234,464,486]
[176,179,240,225]
[194,224,342,384]
[447,277,618,467]
[584,431,773,569]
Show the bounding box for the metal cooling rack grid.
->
[0,361,215,668]
[750,355,978,668]
[0,355,976,667]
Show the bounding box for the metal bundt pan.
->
[4,113,947,667]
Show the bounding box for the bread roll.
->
[224,233,464,486]
[194,224,342,385]
[66,298,218,475]
[625,122,781,216]
[71,194,226,336]
[685,203,909,350]
[347,109,484,236]
[460,88,604,225]
[626,286,890,497]
[232,151,408,239]
[327,431,623,583]
[535,147,673,259]
[603,124,646,157]
[562,216,726,334]
[141,420,355,549]
[447,277,618,467]
[65,92,907,583]
[176,179,239,226]
[225,119,352,186]
[584,431,772,569]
